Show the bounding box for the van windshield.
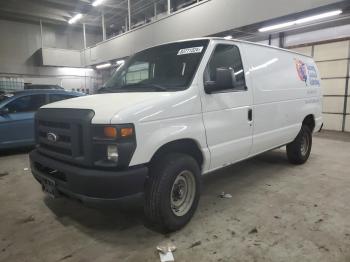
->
[100,40,209,93]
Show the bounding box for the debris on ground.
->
[0,172,9,178]
[23,168,29,171]
[157,242,177,254]
[157,242,176,262]
[16,215,35,224]
[219,192,232,199]
[159,251,175,262]
[249,227,258,234]
[274,216,281,219]
[189,240,202,249]
[58,254,73,261]
[315,218,323,224]
[318,245,330,252]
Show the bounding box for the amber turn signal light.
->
[120,127,133,137]
[103,127,117,138]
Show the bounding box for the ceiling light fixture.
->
[96,63,111,69]
[259,9,342,32]
[116,60,125,66]
[259,21,295,32]
[295,10,343,24]
[92,0,106,7]
[68,13,83,24]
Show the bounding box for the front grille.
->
[34,162,67,181]
[35,108,95,166]
[37,120,77,157]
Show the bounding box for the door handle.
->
[248,108,253,122]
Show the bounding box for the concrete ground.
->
[0,131,350,262]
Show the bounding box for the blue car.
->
[0,89,83,149]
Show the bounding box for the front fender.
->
[129,114,210,171]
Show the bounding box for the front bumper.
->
[29,149,148,202]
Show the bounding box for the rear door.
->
[0,94,46,147]
[200,43,253,170]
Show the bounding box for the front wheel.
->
[286,125,312,165]
[144,153,201,232]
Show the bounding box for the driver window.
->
[6,94,46,113]
[205,44,246,91]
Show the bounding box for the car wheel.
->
[144,153,201,232]
[286,125,312,165]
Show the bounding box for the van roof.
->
[149,37,312,59]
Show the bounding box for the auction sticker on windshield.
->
[177,46,203,55]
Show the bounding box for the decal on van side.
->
[294,59,320,87]
[306,64,320,86]
[295,59,308,82]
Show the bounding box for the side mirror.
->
[0,107,9,115]
[204,68,234,94]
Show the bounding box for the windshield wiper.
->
[97,87,118,93]
[118,83,168,92]
[98,83,169,93]
[143,84,167,91]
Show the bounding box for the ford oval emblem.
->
[47,132,58,142]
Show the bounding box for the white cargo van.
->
[30,38,323,231]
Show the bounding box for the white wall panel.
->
[317,60,348,78]
[23,77,61,85]
[61,78,83,90]
[314,41,349,61]
[82,0,343,65]
[285,24,350,47]
[290,46,313,57]
[323,97,345,113]
[321,79,346,95]
[322,113,343,131]
[345,115,350,132]
[42,48,82,67]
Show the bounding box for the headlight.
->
[104,127,117,138]
[107,145,119,162]
[92,124,136,168]
[102,126,134,139]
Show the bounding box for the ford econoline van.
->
[30,38,323,232]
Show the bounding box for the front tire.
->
[144,153,201,232]
[286,125,312,165]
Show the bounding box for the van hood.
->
[42,91,201,124]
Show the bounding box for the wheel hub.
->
[170,170,196,217]
[301,134,309,156]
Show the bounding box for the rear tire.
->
[286,125,312,165]
[144,153,201,232]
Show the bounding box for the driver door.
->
[0,94,46,148]
[200,43,253,170]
